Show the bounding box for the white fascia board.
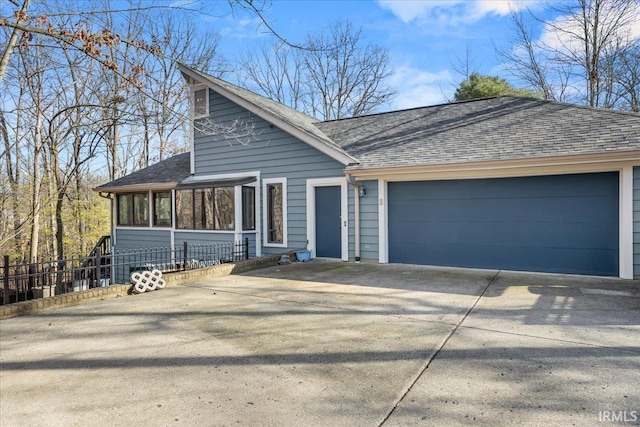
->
[181,171,261,183]
[348,152,640,181]
[93,183,178,193]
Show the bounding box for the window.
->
[174,187,235,230]
[194,188,214,229]
[214,187,235,230]
[175,190,193,229]
[117,193,148,226]
[193,88,208,118]
[117,194,130,226]
[153,192,171,227]
[263,178,287,246]
[242,186,255,231]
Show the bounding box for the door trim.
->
[306,177,348,261]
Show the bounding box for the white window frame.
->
[263,177,288,248]
[192,84,209,120]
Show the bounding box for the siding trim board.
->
[634,167,640,278]
[620,166,634,279]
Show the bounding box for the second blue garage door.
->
[388,173,619,276]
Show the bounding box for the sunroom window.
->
[153,192,171,227]
[174,187,234,230]
[175,190,193,229]
[117,193,148,226]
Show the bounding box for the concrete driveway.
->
[1,262,638,426]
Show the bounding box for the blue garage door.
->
[388,173,619,276]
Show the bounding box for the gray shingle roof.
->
[96,92,640,192]
[95,152,191,191]
[314,96,640,170]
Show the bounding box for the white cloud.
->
[390,65,454,109]
[219,16,265,39]
[378,0,540,25]
[539,2,640,54]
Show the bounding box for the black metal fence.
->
[1,238,249,305]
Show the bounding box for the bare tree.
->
[239,42,306,111]
[451,41,479,81]
[240,21,396,120]
[0,0,286,262]
[135,12,226,166]
[499,0,640,110]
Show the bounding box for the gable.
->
[178,63,356,167]
[193,91,346,178]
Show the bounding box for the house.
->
[95,63,640,279]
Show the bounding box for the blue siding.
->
[114,228,171,251]
[173,231,234,246]
[388,173,619,276]
[634,167,640,277]
[348,180,378,261]
[194,91,346,255]
[112,229,171,283]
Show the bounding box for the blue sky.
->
[210,0,554,110]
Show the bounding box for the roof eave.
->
[347,150,640,181]
[92,182,179,193]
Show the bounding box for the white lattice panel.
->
[131,269,166,294]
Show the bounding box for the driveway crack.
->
[377,269,501,426]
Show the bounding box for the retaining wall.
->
[0,254,286,320]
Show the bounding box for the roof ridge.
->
[319,96,506,124]
[319,95,640,124]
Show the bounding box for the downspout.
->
[346,174,361,262]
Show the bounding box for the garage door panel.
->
[396,242,617,275]
[391,174,617,200]
[391,196,617,224]
[388,173,619,276]
[392,220,617,249]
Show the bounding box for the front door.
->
[315,186,341,258]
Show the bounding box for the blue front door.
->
[315,186,341,258]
